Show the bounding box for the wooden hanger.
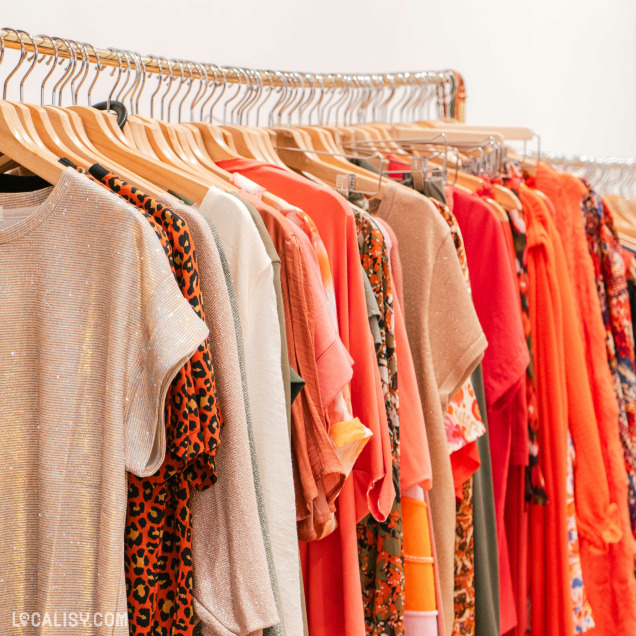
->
[484,197,510,222]
[41,107,163,194]
[0,101,65,184]
[221,124,269,161]
[275,128,383,197]
[424,121,534,141]
[492,183,522,211]
[297,125,385,182]
[11,102,92,169]
[158,122,237,193]
[185,122,239,161]
[68,106,216,204]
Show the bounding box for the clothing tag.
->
[411,156,425,192]
[336,173,356,198]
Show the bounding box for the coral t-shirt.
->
[218,157,393,636]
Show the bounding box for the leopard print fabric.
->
[63,160,222,636]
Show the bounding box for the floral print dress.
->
[353,206,405,636]
[581,181,636,537]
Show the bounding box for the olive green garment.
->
[471,363,501,636]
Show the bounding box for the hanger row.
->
[524,151,636,199]
[0,27,462,125]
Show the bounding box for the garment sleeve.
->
[429,234,488,409]
[124,230,209,478]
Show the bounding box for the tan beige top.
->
[157,194,279,635]
[372,182,486,635]
[0,169,209,636]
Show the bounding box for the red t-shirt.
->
[452,187,530,633]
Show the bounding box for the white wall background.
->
[2,0,635,157]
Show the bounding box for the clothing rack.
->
[0,27,460,101]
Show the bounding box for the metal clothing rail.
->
[524,150,636,198]
[0,27,460,93]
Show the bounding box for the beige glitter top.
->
[0,168,209,635]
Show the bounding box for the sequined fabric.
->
[0,168,209,636]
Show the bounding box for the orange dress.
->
[529,166,636,635]
[520,185,622,636]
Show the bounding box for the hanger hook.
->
[237,68,257,126]
[316,73,336,125]
[209,65,227,124]
[198,63,219,122]
[223,67,244,125]
[83,41,102,106]
[278,72,297,127]
[343,74,356,126]
[160,58,175,121]
[32,34,57,105]
[244,69,263,126]
[132,52,147,115]
[188,61,207,121]
[333,74,350,126]
[16,30,39,102]
[177,61,195,123]
[324,74,339,125]
[50,38,76,107]
[372,75,384,122]
[381,74,396,122]
[255,69,274,128]
[233,67,254,125]
[276,71,292,126]
[294,72,311,126]
[286,72,301,126]
[1,27,27,100]
[67,39,87,106]
[306,73,321,126]
[236,67,254,125]
[106,48,124,110]
[71,40,91,106]
[121,51,141,114]
[297,73,314,126]
[0,30,6,72]
[268,71,285,127]
[166,59,185,123]
[115,50,132,103]
[147,55,162,118]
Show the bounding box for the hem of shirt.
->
[367,474,396,523]
[484,344,530,406]
[315,338,354,409]
[295,464,346,523]
[400,475,433,494]
[438,333,488,407]
[193,595,280,636]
